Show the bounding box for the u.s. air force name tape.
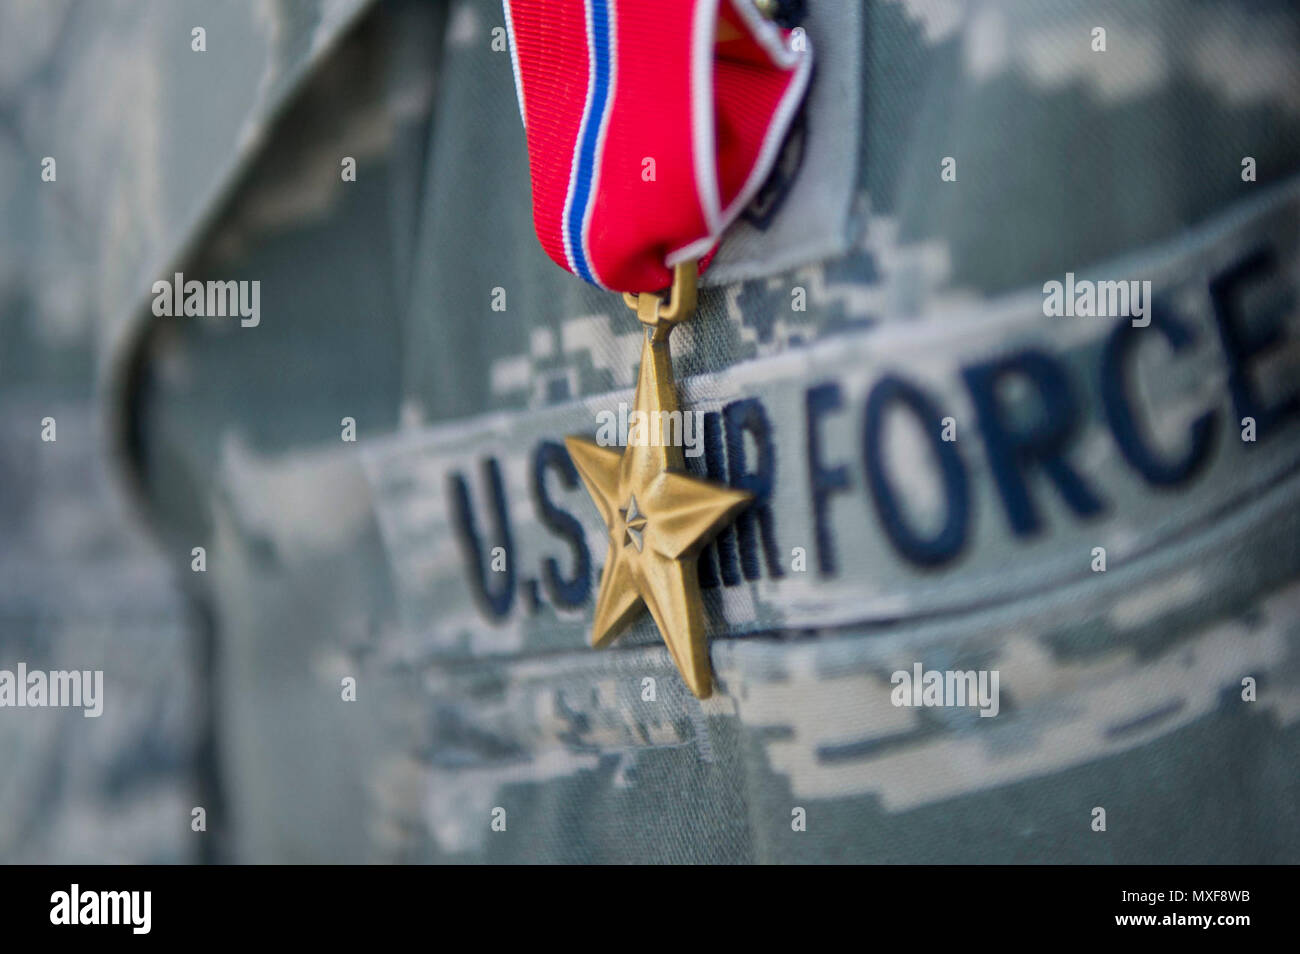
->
[361,180,1300,660]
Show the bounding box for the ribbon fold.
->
[504,0,812,292]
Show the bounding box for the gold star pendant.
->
[564,262,752,698]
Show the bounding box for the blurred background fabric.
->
[2,0,1298,863]
[0,0,381,862]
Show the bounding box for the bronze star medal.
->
[564,262,751,698]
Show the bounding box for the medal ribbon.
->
[504,0,812,293]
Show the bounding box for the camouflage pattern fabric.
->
[3,0,1299,863]
[0,0,375,862]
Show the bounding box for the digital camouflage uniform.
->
[2,0,1298,863]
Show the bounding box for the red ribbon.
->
[504,0,812,293]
